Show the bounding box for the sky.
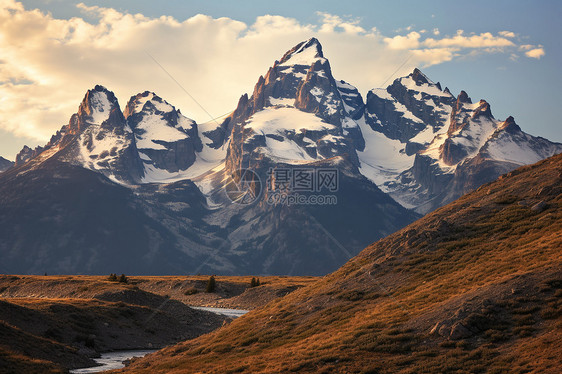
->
[0,0,560,160]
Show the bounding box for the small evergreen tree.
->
[250,277,257,287]
[206,275,216,293]
[256,278,260,287]
[118,274,128,283]
[108,273,117,282]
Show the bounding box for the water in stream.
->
[69,350,157,373]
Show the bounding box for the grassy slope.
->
[117,153,562,373]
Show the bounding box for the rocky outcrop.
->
[0,156,14,172]
[15,145,44,166]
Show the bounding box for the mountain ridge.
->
[1,37,561,275]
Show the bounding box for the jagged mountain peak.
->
[499,115,521,133]
[457,90,472,104]
[472,99,492,119]
[83,85,120,114]
[69,85,123,135]
[410,67,431,85]
[277,37,325,67]
[390,68,452,99]
[123,91,177,119]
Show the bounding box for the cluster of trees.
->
[108,273,128,283]
[204,275,260,293]
[250,277,261,287]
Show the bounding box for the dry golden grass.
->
[0,274,317,310]
[115,154,562,373]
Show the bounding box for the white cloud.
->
[411,48,457,66]
[499,30,516,38]
[423,32,515,49]
[525,48,545,59]
[316,12,365,34]
[432,28,440,36]
[384,31,421,49]
[0,1,547,154]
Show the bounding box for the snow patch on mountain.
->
[356,117,415,187]
[135,114,192,151]
[88,91,112,125]
[268,97,295,107]
[246,107,336,133]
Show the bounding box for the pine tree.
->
[250,277,257,287]
[256,278,260,287]
[118,274,128,283]
[206,275,216,293]
[108,273,117,282]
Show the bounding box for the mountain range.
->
[1,37,560,275]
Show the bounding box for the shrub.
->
[206,275,216,293]
[118,274,128,283]
[108,273,118,282]
[184,287,198,295]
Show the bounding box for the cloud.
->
[0,1,547,154]
[423,32,515,49]
[525,48,545,59]
[432,28,440,36]
[411,48,457,66]
[384,31,421,49]
[498,31,516,38]
[316,12,365,34]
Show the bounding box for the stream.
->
[189,306,250,318]
[69,307,249,373]
[69,350,157,373]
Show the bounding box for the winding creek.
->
[69,350,157,373]
[69,307,249,373]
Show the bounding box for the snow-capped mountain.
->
[123,91,205,183]
[220,38,361,174]
[362,70,562,212]
[1,37,560,275]
[188,38,416,274]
